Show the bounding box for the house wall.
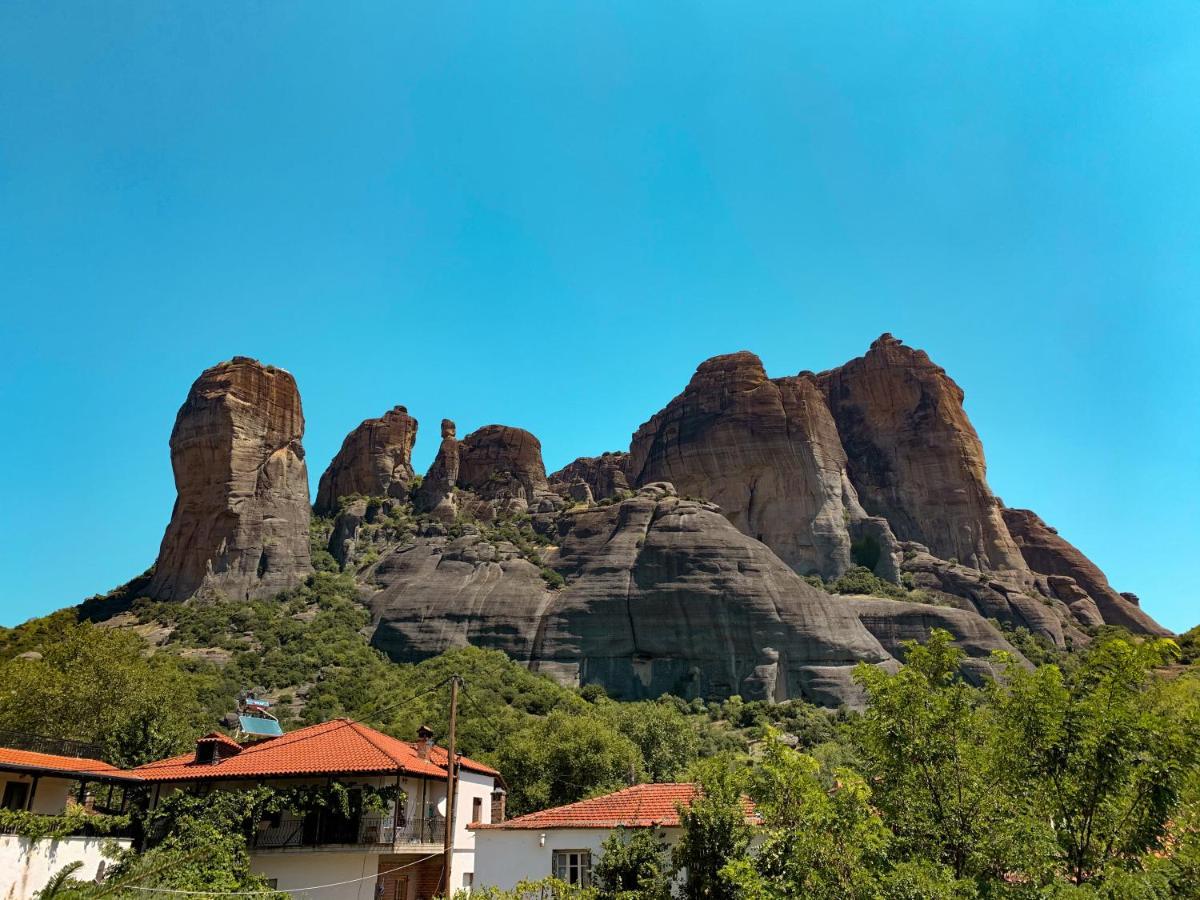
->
[0,774,74,815]
[0,834,133,900]
[249,849,380,900]
[446,769,495,894]
[472,826,683,891]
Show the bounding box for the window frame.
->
[551,849,593,886]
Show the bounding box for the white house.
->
[472,783,707,891]
[0,740,138,900]
[134,720,505,899]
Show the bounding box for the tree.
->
[672,757,750,900]
[594,827,671,899]
[853,630,1030,882]
[995,635,1199,886]
[493,710,643,816]
[719,733,893,900]
[597,700,699,783]
[0,623,213,766]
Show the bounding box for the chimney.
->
[490,788,507,823]
[416,724,435,760]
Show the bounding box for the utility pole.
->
[441,675,461,895]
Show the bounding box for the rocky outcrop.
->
[628,352,898,580]
[818,334,1027,574]
[1001,508,1169,635]
[314,406,418,515]
[847,597,1027,684]
[415,419,461,520]
[549,452,632,500]
[458,425,550,503]
[146,357,313,602]
[368,483,1020,706]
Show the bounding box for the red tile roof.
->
[475,783,737,830]
[133,719,499,783]
[197,732,243,751]
[0,746,139,782]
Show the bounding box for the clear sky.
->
[1,2,1197,632]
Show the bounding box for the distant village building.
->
[133,719,504,899]
[0,736,139,900]
[472,783,709,891]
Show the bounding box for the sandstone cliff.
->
[146,357,313,601]
[365,483,1022,706]
[817,334,1027,574]
[628,352,898,580]
[314,406,418,515]
[549,452,631,500]
[1001,507,1169,636]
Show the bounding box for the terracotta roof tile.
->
[0,746,138,781]
[133,719,497,784]
[475,783,720,830]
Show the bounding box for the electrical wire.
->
[118,851,443,896]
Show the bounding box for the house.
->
[0,735,140,900]
[134,719,504,899]
[472,783,705,891]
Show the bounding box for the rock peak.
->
[146,357,313,601]
[315,405,419,515]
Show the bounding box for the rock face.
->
[146,357,313,602]
[416,419,461,519]
[549,452,632,500]
[314,406,418,515]
[628,352,897,580]
[368,483,1020,706]
[818,334,1027,574]
[846,597,1026,684]
[1001,508,1169,635]
[457,425,550,503]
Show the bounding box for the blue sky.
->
[1,2,1197,632]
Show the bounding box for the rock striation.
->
[146,357,313,602]
[817,334,1027,574]
[314,406,418,515]
[367,483,1024,706]
[1001,508,1169,635]
[549,452,632,501]
[628,352,899,580]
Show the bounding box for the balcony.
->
[251,813,446,852]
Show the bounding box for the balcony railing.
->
[251,813,446,851]
[0,729,104,761]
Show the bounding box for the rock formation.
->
[817,334,1027,574]
[549,452,632,500]
[146,357,313,602]
[457,425,550,503]
[1001,508,1169,635]
[314,406,418,515]
[415,419,461,519]
[367,483,1025,706]
[628,351,899,580]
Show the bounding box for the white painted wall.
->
[0,774,74,815]
[446,769,494,894]
[0,834,132,900]
[250,850,381,900]
[472,826,682,892]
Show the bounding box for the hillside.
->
[22,333,1170,712]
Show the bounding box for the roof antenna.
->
[235,690,283,740]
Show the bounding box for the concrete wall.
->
[446,769,495,894]
[250,850,380,900]
[0,774,74,815]
[473,826,682,892]
[0,834,132,900]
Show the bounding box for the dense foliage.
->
[3,560,1197,896]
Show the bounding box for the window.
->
[2,781,29,811]
[461,873,473,890]
[552,850,592,886]
[472,797,483,824]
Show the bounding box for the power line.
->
[119,851,443,896]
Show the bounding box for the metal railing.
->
[0,729,104,761]
[251,813,446,850]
